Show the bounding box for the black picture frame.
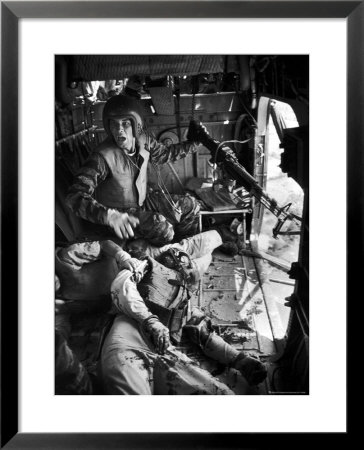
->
[1,1,359,448]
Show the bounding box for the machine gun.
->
[199,134,302,238]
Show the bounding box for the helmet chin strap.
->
[126,137,136,156]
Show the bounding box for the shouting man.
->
[66,94,209,245]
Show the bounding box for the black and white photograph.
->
[54,54,309,396]
[1,0,356,444]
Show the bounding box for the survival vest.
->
[137,257,190,344]
[94,135,150,210]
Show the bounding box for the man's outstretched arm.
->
[147,133,198,165]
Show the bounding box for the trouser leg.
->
[176,230,222,258]
[100,315,155,395]
[172,194,201,241]
[183,310,239,364]
[188,254,211,281]
[136,210,175,246]
[146,230,222,261]
[183,310,267,386]
[55,314,93,395]
[141,191,201,244]
[153,348,234,395]
[177,230,222,275]
[101,348,153,395]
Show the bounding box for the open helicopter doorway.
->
[252,97,304,337]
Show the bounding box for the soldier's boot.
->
[214,225,239,256]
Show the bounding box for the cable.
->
[235,90,258,127]
[151,161,182,215]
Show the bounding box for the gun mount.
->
[201,135,302,238]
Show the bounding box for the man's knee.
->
[138,212,174,245]
[177,194,200,217]
[173,196,200,239]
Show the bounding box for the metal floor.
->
[188,247,294,395]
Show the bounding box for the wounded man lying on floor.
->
[99,230,267,394]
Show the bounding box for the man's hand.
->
[187,120,210,146]
[107,210,140,240]
[232,353,268,386]
[143,316,171,355]
[117,257,147,283]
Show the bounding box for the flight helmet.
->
[102,94,144,139]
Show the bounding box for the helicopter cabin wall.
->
[142,92,247,194]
